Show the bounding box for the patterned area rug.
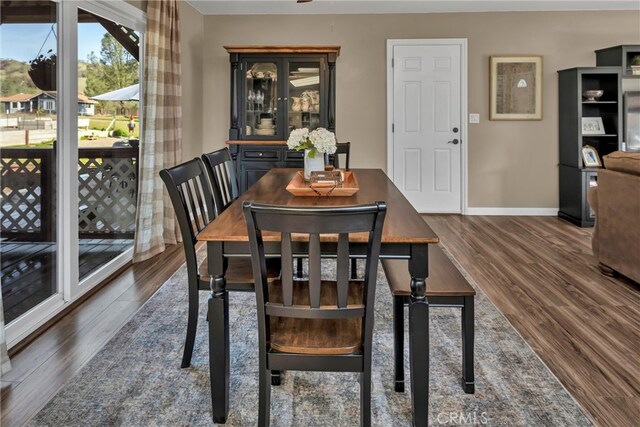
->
[30,247,591,426]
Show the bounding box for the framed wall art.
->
[490,55,543,120]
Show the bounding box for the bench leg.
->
[271,370,281,386]
[462,295,475,394]
[393,296,405,392]
[294,257,305,280]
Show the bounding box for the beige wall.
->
[201,11,639,208]
[125,0,204,161]
[178,1,204,160]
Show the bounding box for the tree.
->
[84,33,138,98]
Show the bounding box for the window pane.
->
[77,9,139,281]
[246,62,278,137]
[0,1,58,324]
[288,61,321,136]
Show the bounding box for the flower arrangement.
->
[287,127,337,159]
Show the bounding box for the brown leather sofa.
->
[588,151,640,283]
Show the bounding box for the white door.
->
[391,43,463,213]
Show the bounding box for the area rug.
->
[29,247,592,426]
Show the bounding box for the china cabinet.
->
[224,46,340,192]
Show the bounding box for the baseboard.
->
[466,207,558,216]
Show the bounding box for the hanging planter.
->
[28,49,57,91]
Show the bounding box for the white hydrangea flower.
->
[287,128,309,149]
[308,128,337,154]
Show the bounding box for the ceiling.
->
[186,0,640,15]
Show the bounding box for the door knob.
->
[447,139,460,145]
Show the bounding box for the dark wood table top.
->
[198,168,439,244]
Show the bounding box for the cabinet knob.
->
[284,97,288,101]
[277,97,282,101]
[259,152,263,156]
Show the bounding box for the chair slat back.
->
[160,158,215,245]
[201,148,239,216]
[243,202,386,326]
[329,141,351,170]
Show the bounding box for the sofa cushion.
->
[603,151,640,176]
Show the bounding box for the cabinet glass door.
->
[286,59,324,137]
[244,61,280,139]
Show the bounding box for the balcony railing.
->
[1,146,138,242]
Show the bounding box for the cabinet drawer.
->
[284,150,304,161]
[242,149,281,160]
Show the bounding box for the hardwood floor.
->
[424,215,640,427]
[0,243,186,427]
[2,216,638,426]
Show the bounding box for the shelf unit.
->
[557,67,622,227]
[595,45,640,79]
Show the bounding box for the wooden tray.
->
[286,171,359,197]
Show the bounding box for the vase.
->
[291,97,302,112]
[304,149,325,180]
[301,97,310,112]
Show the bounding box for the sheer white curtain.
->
[133,0,182,262]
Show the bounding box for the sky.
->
[0,23,107,63]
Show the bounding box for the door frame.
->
[386,38,469,214]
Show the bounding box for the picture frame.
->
[490,55,543,120]
[581,145,602,168]
[581,117,606,135]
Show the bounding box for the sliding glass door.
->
[76,8,140,283]
[0,1,60,326]
[0,0,144,348]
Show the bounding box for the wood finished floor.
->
[1,217,638,426]
[424,215,640,427]
[0,243,186,427]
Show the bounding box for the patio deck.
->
[0,239,133,324]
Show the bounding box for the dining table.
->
[197,168,439,426]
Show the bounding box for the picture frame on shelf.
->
[582,117,606,135]
[490,55,543,120]
[581,145,602,168]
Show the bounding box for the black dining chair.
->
[243,201,387,427]
[201,147,239,215]
[160,158,278,369]
[328,141,351,170]
[327,142,360,278]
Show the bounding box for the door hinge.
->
[392,58,394,68]
[392,123,395,132]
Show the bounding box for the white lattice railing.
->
[1,146,138,242]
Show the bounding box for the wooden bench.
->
[381,244,476,394]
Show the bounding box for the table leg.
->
[462,295,475,394]
[409,244,429,427]
[208,242,229,424]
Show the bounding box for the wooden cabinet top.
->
[224,45,341,56]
